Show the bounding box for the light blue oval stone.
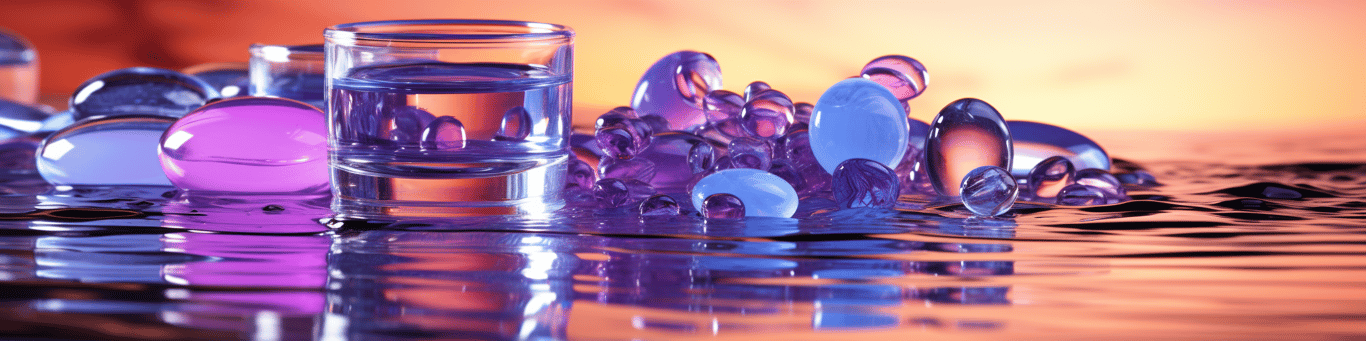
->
[809,78,909,174]
[691,168,798,218]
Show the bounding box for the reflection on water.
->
[1,140,1365,339]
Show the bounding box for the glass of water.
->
[324,19,574,218]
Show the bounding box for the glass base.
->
[330,156,567,219]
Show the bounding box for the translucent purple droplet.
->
[860,55,929,101]
[639,194,680,216]
[158,97,328,194]
[566,157,597,191]
[960,166,1017,216]
[593,178,657,209]
[1074,168,1127,203]
[1027,156,1075,200]
[744,81,772,101]
[494,106,532,141]
[704,90,745,124]
[631,51,722,131]
[831,158,901,209]
[596,108,650,159]
[688,140,718,174]
[728,137,772,170]
[421,116,466,150]
[70,67,218,121]
[632,132,715,194]
[1008,121,1110,178]
[598,157,656,183]
[776,130,832,195]
[702,193,745,219]
[790,102,813,131]
[1057,184,1107,206]
[925,98,1012,196]
[388,106,435,146]
[741,89,794,139]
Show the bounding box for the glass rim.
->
[324,19,574,43]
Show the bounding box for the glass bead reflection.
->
[704,90,744,124]
[70,67,219,121]
[960,166,1017,217]
[1027,156,1075,199]
[810,78,909,174]
[158,97,328,194]
[1057,184,1107,206]
[925,98,1012,196]
[631,51,722,131]
[702,193,745,219]
[639,194,681,216]
[743,81,771,100]
[860,55,929,101]
[728,137,772,170]
[691,168,798,218]
[38,115,176,186]
[831,158,901,209]
[740,89,794,139]
[1008,120,1110,177]
[593,178,656,209]
[566,157,597,190]
[1074,168,1127,203]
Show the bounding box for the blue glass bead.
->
[925,98,1012,196]
[639,194,681,216]
[389,106,435,146]
[691,168,798,218]
[183,62,250,98]
[1007,121,1110,177]
[810,78,909,174]
[702,193,745,219]
[860,55,929,101]
[593,178,656,209]
[0,28,37,104]
[37,115,175,186]
[831,158,901,209]
[727,137,772,170]
[960,166,1017,217]
[421,116,467,150]
[1074,168,1127,203]
[566,156,597,191]
[0,98,49,133]
[38,110,74,132]
[741,89,794,139]
[1056,184,1106,206]
[633,131,715,194]
[743,81,772,100]
[704,90,745,124]
[1027,156,1075,199]
[70,67,219,121]
[494,106,532,141]
[631,51,722,131]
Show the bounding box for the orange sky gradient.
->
[2,0,1363,135]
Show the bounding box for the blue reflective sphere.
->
[810,78,909,175]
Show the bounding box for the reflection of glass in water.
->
[330,62,570,218]
[0,27,37,104]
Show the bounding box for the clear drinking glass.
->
[324,19,574,218]
[250,44,326,108]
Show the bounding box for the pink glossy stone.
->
[158,97,328,194]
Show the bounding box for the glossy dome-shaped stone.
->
[158,97,328,194]
[925,98,1012,196]
[809,78,909,175]
[37,115,176,186]
[1007,120,1109,177]
[630,51,722,132]
[70,67,218,121]
[860,55,929,102]
[960,166,1017,217]
[691,168,798,218]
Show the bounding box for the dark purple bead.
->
[727,137,772,170]
[743,81,772,100]
[566,157,597,190]
[593,178,657,209]
[639,194,680,216]
[702,193,745,219]
[704,90,745,124]
[831,158,901,209]
[740,89,794,139]
[598,157,656,182]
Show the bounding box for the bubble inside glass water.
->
[421,116,467,150]
[158,97,328,194]
[494,106,532,141]
[925,98,1012,197]
[70,67,218,121]
[960,166,1017,217]
[38,115,176,186]
[831,158,901,209]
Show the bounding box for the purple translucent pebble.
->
[494,106,532,141]
[71,67,219,121]
[702,193,745,219]
[960,166,1017,217]
[595,108,650,159]
[388,106,435,146]
[1027,156,1075,200]
[566,157,597,190]
[775,130,832,195]
[727,137,772,170]
[159,97,327,193]
[421,116,466,150]
[638,115,670,136]
[743,81,772,101]
[767,159,807,195]
[593,178,656,209]
[790,102,813,131]
[639,194,680,216]
[1056,184,1107,206]
[831,158,901,209]
[860,55,929,101]
[925,98,1012,197]
[703,90,745,124]
[1074,168,1127,203]
[632,131,716,194]
[741,89,794,139]
[631,51,722,132]
[1007,120,1110,178]
[598,157,656,182]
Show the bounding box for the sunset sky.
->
[2,0,1363,135]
